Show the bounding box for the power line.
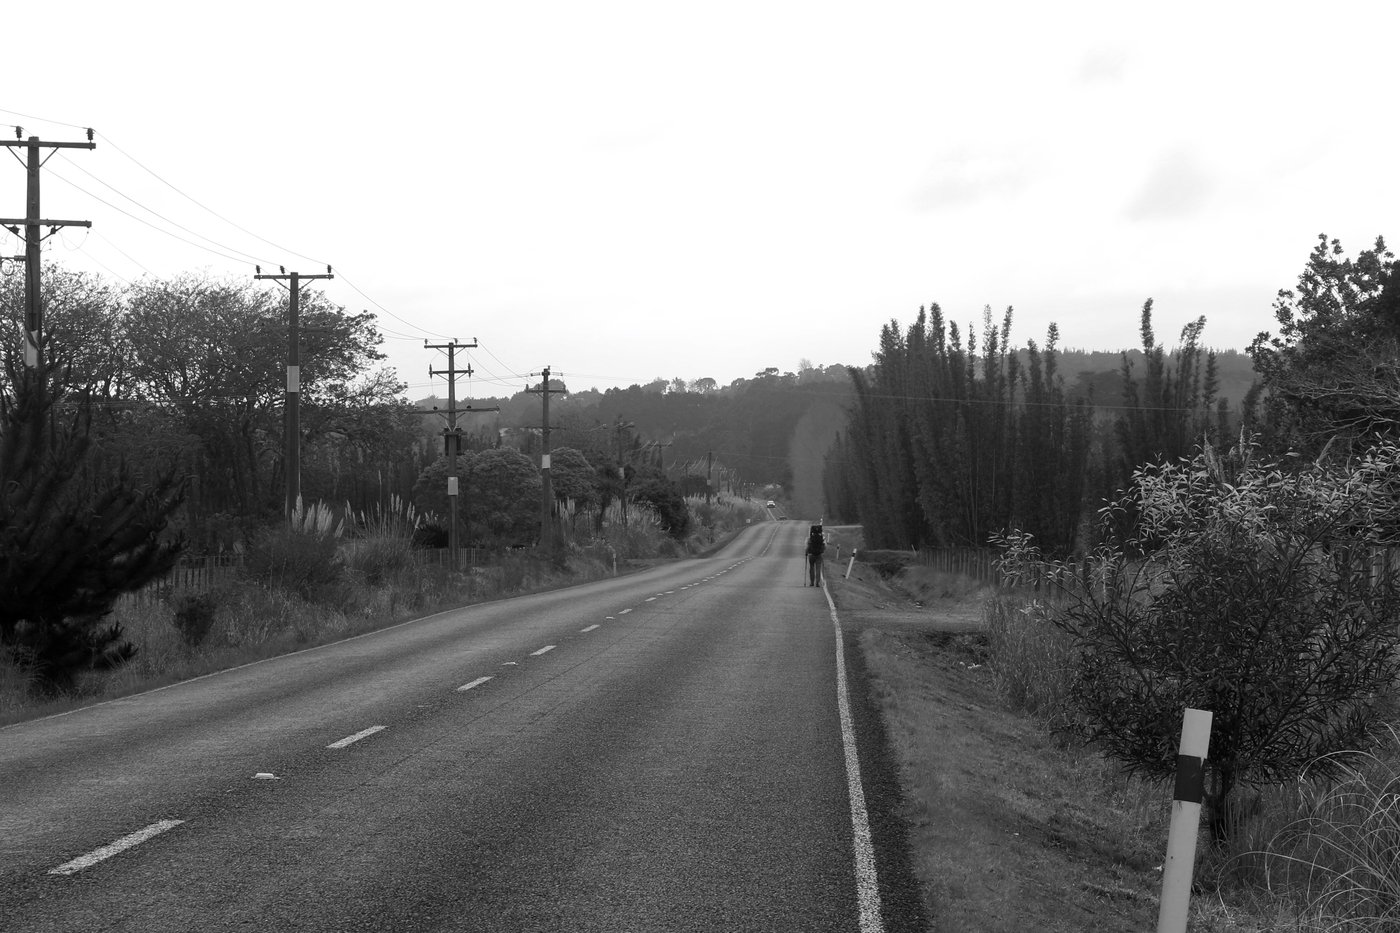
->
[96,131,329,269]
[8,115,471,352]
[334,270,451,340]
[0,108,89,131]
[55,154,279,267]
[91,230,154,277]
[48,168,444,345]
[46,168,258,267]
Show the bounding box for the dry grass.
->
[982,596,1076,729]
[2,492,750,726]
[1243,737,1400,930]
[837,562,1281,932]
[858,623,1169,931]
[977,590,1400,931]
[0,542,619,727]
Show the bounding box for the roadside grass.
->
[857,623,1175,931]
[1,491,766,728]
[0,552,607,728]
[982,592,1400,930]
[835,556,1293,931]
[846,550,1400,932]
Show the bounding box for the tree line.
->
[0,268,860,552]
[825,297,1231,556]
[852,232,1400,849]
[0,265,862,690]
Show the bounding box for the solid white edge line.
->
[530,645,556,656]
[822,580,886,933]
[49,819,185,875]
[327,725,386,749]
[457,676,493,692]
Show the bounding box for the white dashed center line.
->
[457,676,493,692]
[645,597,657,602]
[50,819,186,876]
[619,609,632,615]
[327,725,385,749]
[530,645,556,656]
[581,624,600,632]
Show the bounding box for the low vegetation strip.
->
[832,562,1170,930]
[0,492,766,727]
[834,531,1400,932]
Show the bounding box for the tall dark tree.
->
[1248,233,1400,455]
[463,447,542,546]
[834,305,1093,555]
[122,274,399,520]
[0,364,183,693]
[1114,300,1222,490]
[629,465,692,540]
[549,447,598,520]
[1011,326,1093,556]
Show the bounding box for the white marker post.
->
[846,548,857,579]
[1156,707,1213,933]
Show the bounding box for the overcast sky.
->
[5,1,1397,397]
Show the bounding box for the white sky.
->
[4,1,1397,396]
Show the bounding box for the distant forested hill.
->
[1056,347,1257,413]
[415,365,856,511]
[414,345,1258,523]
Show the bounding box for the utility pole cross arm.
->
[0,218,92,227]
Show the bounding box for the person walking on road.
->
[805,524,826,586]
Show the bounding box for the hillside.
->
[411,349,1258,516]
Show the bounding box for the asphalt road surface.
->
[1,522,926,932]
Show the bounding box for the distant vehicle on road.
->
[766,500,777,508]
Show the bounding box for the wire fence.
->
[915,547,1005,586]
[914,544,1400,597]
[912,547,1066,594]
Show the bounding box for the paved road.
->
[0,522,925,932]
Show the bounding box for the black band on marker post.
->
[1173,754,1205,804]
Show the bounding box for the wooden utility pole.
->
[645,438,674,473]
[0,130,96,372]
[254,266,334,519]
[613,417,635,527]
[421,339,496,571]
[526,367,566,552]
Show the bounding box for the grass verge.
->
[829,547,1282,931]
[1,492,767,728]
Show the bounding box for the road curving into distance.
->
[0,521,926,932]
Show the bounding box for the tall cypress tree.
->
[0,363,184,694]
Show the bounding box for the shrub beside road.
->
[834,528,1400,931]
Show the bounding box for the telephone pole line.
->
[613,417,636,527]
[645,438,674,473]
[0,128,96,372]
[254,266,334,519]
[526,367,566,552]
[420,339,497,571]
